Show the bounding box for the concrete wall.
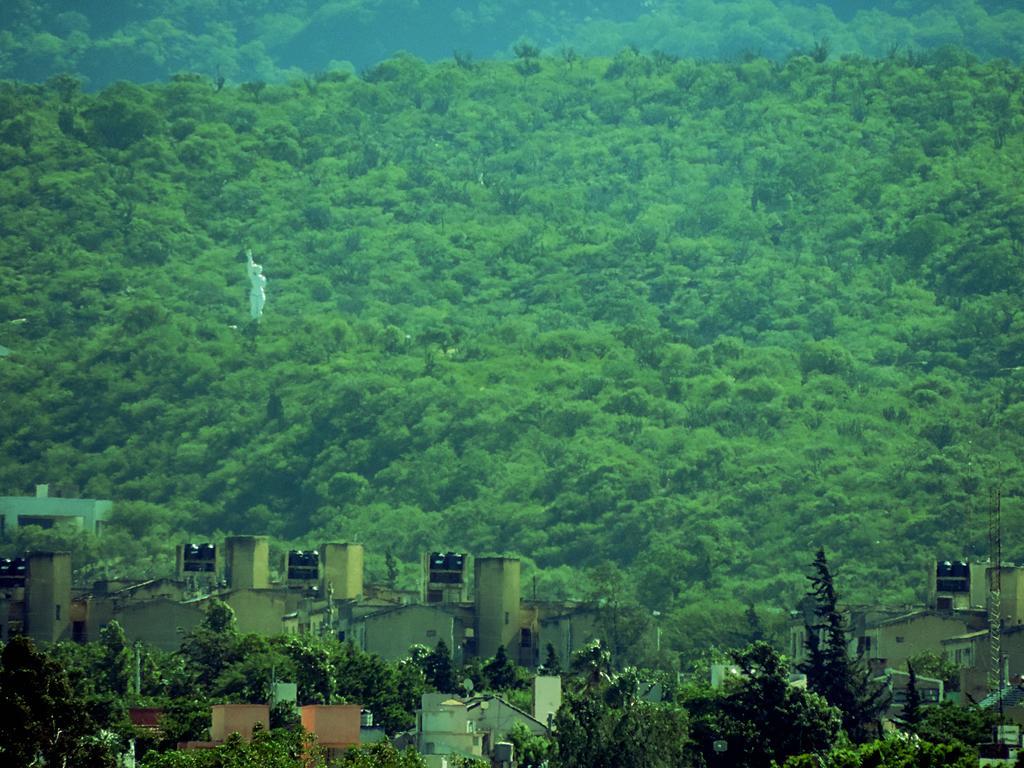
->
[26,552,71,642]
[0,494,112,536]
[224,536,269,590]
[423,552,469,605]
[538,610,601,668]
[116,598,205,651]
[533,676,561,727]
[357,605,459,661]
[475,557,520,659]
[211,704,269,742]
[945,626,1024,698]
[868,611,982,670]
[321,542,363,600]
[998,568,1024,627]
[301,705,361,748]
[224,588,298,636]
[418,694,483,758]
[175,543,220,584]
[928,560,988,611]
[469,696,548,738]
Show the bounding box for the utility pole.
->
[134,643,142,696]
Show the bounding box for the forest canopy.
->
[0,45,1023,625]
[0,0,1023,88]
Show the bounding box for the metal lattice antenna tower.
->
[988,488,1003,696]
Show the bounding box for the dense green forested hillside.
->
[1,48,1023,637]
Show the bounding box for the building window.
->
[426,629,437,638]
[895,636,905,644]
[504,611,509,625]
[521,628,532,648]
[427,589,442,603]
[55,604,61,620]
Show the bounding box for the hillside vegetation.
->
[1,48,1023,630]
[1,0,1023,87]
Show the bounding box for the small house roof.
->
[980,685,1024,710]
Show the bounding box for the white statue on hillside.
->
[246,249,267,321]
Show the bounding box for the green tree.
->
[708,642,840,768]
[156,696,211,750]
[901,663,922,728]
[913,701,997,747]
[332,741,426,767]
[278,635,334,704]
[142,727,323,767]
[178,599,241,693]
[784,732,975,768]
[906,650,961,692]
[539,643,562,675]
[506,721,554,768]
[99,619,133,696]
[554,660,689,768]
[422,640,458,694]
[483,645,523,691]
[799,549,888,742]
[82,82,162,149]
[569,640,613,691]
[587,563,651,667]
[0,635,119,768]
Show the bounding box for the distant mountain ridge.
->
[0,0,1022,87]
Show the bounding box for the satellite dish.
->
[462,677,474,694]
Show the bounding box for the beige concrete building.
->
[0,552,72,643]
[928,560,989,612]
[864,609,987,671]
[115,597,207,651]
[538,607,603,669]
[212,704,270,742]
[532,675,562,727]
[475,557,521,660]
[993,566,1024,628]
[3,537,586,672]
[424,552,469,605]
[26,552,72,642]
[466,694,548,754]
[1,485,111,536]
[224,536,270,590]
[347,604,466,662]
[416,693,484,767]
[943,625,1024,703]
[82,537,359,649]
[301,704,362,759]
[321,543,363,600]
[224,588,298,636]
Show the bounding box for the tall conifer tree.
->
[902,662,922,728]
[799,548,888,741]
